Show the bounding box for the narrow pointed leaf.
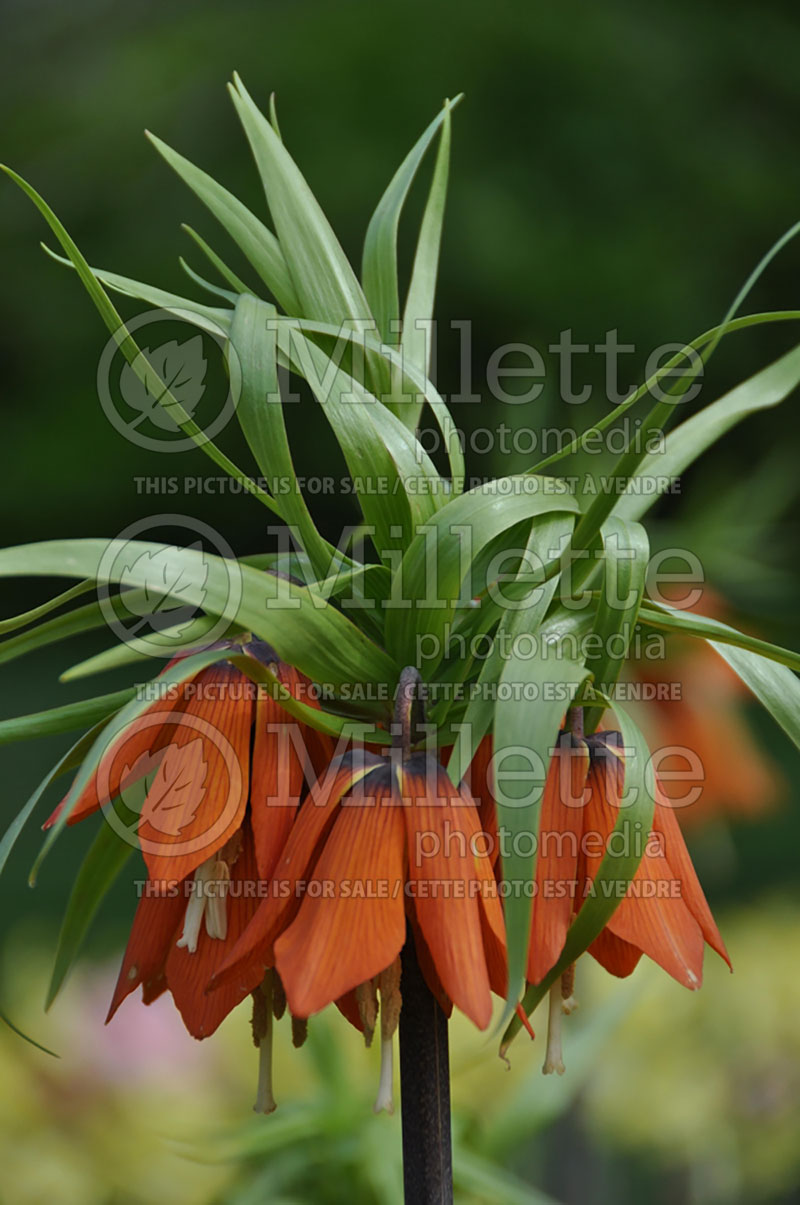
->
[711,642,800,751]
[615,343,800,522]
[362,99,457,344]
[179,257,237,303]
[0,688,135,745]
[0,540,398,696]
[494,654,589,1017]
[41,244,232,335]
[1,168,279,514]
[181,224,253,295]
[230,75,372,326]
[385,476,579,671]
[583,517,649,732]
[229,295,332,580]
[146,132,300,312]
[401,103,452,399]
[0,1006,59,1058]
[0,580,95,635]
[638,601,800,673]
[0,590,148,668]
[46,796,137,1009]
[0,721,108,882]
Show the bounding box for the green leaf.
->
[582,517,649,732]
[528,312,800,476]
[362,99,457,345]
[0,1006,59,1058]
[1,167,280,515]
[614,343,800,522]
[445,513,576,783]
[0,589,147,669]
[181,223,253,295]
[229,295,333,580]
[0,540,398,701]
[494,652,589,1013]
[178,256,237,304]
[230,75,372,326]
[637,600,800,673]
[0,580,95,635]
[59,614,231,682]
[277,325,442,555]
[0,720,107,883]
[0,688,135,746]
[41,244,233,336]
[286,316,465,493]
[230,652,389,746]
[46,795,138,1009]
[711,641,800,752]
[145,131,300,312]
[400,104,453,426]
[502,704,657,1053]
[385,476,580,672]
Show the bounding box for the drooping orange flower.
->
[46,640,331,1043]
[523,729,730,1072]
[634,585,784,824]
[210,747,507,1111]
[637,650,784,824]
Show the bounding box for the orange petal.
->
[275,775,406,1017]
[165,823,262,1039]
[45,690,189,830]
[250,693,307,880]
[582,745,705,989]
[401,756,492,1029]
[138,664,253,887]
[465,735,500,868]
[408,915,453,1019]
[653,787,730,967]
[107,890,186,1023]
[209,752,384,994]
[588,927,642,978]
[450,780,508,1000]
[528,735,589,985]
[335,989,365,1033]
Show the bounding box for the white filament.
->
[542,982,566,1076]
[176,858,230,953]
[373,1036,395,1114]
[253,1016,276,1115]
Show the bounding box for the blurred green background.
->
[1,0,799,1201]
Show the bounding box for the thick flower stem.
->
[399,929,453,1205]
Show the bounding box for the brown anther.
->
[272,972,287,1020]
[220,829,243,868]
[251,982,269,1048]
[379,957,403,1042]
[356,979,379,1048]
[291,1014,308,1049]
[561,963,575,1001]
